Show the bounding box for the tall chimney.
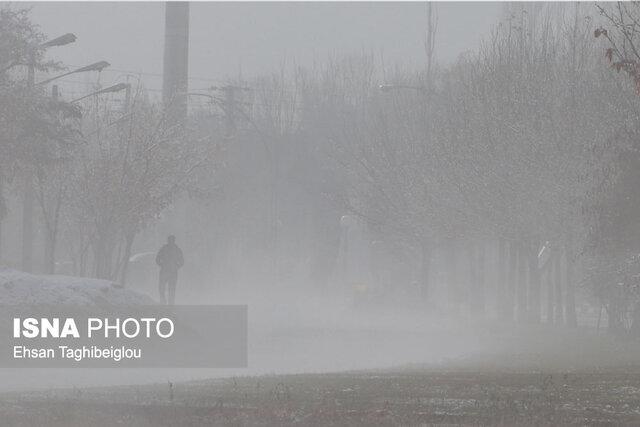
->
[162,2,189,127]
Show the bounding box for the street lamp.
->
[210,85,252,92]
[379,84,428,93]
[71,82,130,103]
[40,33,77,48]
[73,83,133,138]
[1,33,77,74]
[37,61,111,86]
[185,92,216,100]
[21,33,78,274]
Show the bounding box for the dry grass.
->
[3,327,640,426]
[2,369,640,426]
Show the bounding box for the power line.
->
[54,78,164,93]
[66,64,230,85]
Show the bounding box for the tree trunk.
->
[506,240,517,321]
[74,239,89,277]
[528,241,541,323]
[446,240,460,315]
[607,302,624,335]
[420,241,431,304]
[94,244,106,279]
[546,260,554,324]
[21,174,34,273]
[517,243,528,323]
[93,236,114,280]
[564,244,577,328]
[467,242,476,315]
[119,233,135,287]
[0,179,3,265]
[630,302,640,338]
[554,251,564,326]
[471,241,485,316]
[497,239,507,319]
[44,231,56,274]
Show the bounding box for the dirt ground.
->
[2,326,640,426]
[2,368,640,426]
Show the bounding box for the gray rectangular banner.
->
[0,305,247,368]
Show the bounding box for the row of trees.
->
[315,4,637,328]
[0,7,216,283]
[4,4,640,334]
[189,3,640,332]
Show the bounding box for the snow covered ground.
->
[0,268,155,306]
[0,268,475,392]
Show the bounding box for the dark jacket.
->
[156,243,184,272]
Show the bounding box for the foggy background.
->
[0,3,503,391]
[3,1,640,396]
[26,2,500,82]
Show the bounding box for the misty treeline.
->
[0,7,216,284]
[210,2,640,335]
[3,4,640,335]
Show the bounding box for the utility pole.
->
[214,84,280,283]
[41,85,60,274]
[425,2,437,85]
[222,86,237,137]
[21,58,36,273]
[215,85,251,137]
[124,82,131,114]
[21,33,78,273]
[162,1,190,259]
[162,1,190,128]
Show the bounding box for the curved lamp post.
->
[71,82,129,103]
[20,32,78,273]
[379,84,427,93]
[40,33,77,49]
[1,33,77,74]
[37,61,110,86]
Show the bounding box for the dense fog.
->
[4,4,640,424]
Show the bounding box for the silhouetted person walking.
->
[156,235,184,305]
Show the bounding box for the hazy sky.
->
[24,2,502,96]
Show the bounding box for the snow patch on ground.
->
[0,267,155,306]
